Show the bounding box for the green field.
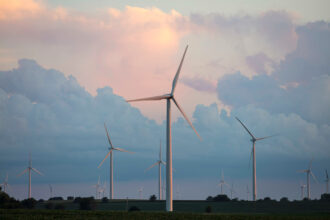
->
[35,199,330,214]
[1,209,330,220]
[1,198,330,219]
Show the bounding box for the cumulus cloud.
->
[217,22,330,125]
[275,21,330,84]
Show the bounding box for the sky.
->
[0,0,329,201]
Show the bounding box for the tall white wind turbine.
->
[325,169,329,194]
[18,153,43,199]
[98,123,134,199]
[126,45,201,211]
[218,169,229,195]
[298,160,318,199]
[0,173,9,193]
[235,117,273,201]
[145,140,166,200]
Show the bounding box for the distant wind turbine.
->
[230,183,236,199]
[300,181,306,200]
[49,184,53,199]
[98,123,134,199]
[246,185,250,201]
[138,187,143,200]
[18,153,43,199]
[145,140,166,200]
[325,169,329,194]
[235,117,274,201]
[127,45,201,211]
[297,160,318,199]
[99,182,106,198]
[0,173,9,193]
[92,176,101,199]
[218,169,229,195]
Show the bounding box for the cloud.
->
[181,77,217,93]
[275,21,330,84]
[189,10,297,59]
[217,22,330,125]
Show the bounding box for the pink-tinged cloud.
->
[0,0,304,121]
[245,53,275,74]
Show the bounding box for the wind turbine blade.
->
[256,135,277,141]
[309,159,313,170]
[126,94,169,102]
[235,117,256,139]
[172,97,202,140]
[17,168,29,177]
[310,171,318,183]
[145,162,159,172]
[104,123,114,149]
[32,168,44,176]
[98,150,112,168]
[114,147,134,154]
[171,45,188,95]
[297,169,308,173]
[159,140,162,161]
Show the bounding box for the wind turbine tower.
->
[235,117,273,201]
[18,153,43,199]
[145,140,166,200]
[98,123,134,199]
[127,45,201,211]
[297,160,318,199]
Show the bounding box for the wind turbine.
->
[0,173,9,193]
[99,182,106,198]
[325,169,329,194]
[98,123,134,199]
[18,153,43,199]
[297,160,318,199]
[218,169,229,195]
[230,183,236,199]
[145,140,166,200]
[138,187,143,200]
[235,117,273,201]
[126,45,201,211]
[300,181,306,200]
[92,176,101,199]
[49,184,53,199]
[246,185,250,201]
